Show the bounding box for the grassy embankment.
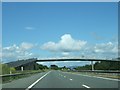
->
[0,63,51,83]
[62,70,120,79]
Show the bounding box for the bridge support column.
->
[21,66,24,71]
[91,61,94,71]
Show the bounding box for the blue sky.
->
[2,2,118,66]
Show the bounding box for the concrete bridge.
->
[6,58,120,71]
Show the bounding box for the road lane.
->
[2,71,50,88]
[31,70,119,88]
[33,70,83,88]
[2,70,119,89]
[61,71,119,88]
[26,71,51,90]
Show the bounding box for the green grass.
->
[2,69,50,83]
[65,71,120,79]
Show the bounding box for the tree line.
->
[74,61,120,70]
[0,63,49,75]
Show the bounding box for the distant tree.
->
[43,65,49,69]
[2,64,10,74]
[38,64,49,70]
[75,64,91,70]
[94,61,120,70]
[10,67,16,73]
[0,64,16,74]
[74,61,120,71]
[39,64,45,70]
[50,65,59,70]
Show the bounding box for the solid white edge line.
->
[62,72,120,81]
[82,84,90,88]
[77,73,120,81]
[25,71,51,90]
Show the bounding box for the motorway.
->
[2,70,119,89]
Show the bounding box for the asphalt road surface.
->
[2,70,119,89]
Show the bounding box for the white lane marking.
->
[70,78,73,81]
[82,84,90,88]
[25,71,51,90]
[63,72,120,81]
[78,74,120,81]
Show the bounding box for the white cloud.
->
[41,34,118,59]
[2,42,35,63]
[3,44,19,51]
[20,42,34,50]
[41,34,87,52]
[2,35,118,63]
[94,42,118,53]
[83,41,118,59]
[42,42,58,52]
[3,42,33,52]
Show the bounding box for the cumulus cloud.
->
[2,42,35,63]
[2,35,118,63]
[20,42,34,50]
[41,34,118,59]
[41,34,87,52]
[3,42,33,52]
[84,41,118,59]
[94,42,118,53]
[3,44,19,51]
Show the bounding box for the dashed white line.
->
[63,72,120,81]
[82,84,90,88]
[70,79,73,81]
[25,71,51,90]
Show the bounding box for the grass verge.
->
[2,69,50,83]
[65,71,120,79]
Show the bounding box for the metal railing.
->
[1,71,44,83]
[1,70,120,78]
[0,71,42,77]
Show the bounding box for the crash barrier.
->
[0,71,42,83]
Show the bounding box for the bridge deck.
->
[36,58,120,62]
